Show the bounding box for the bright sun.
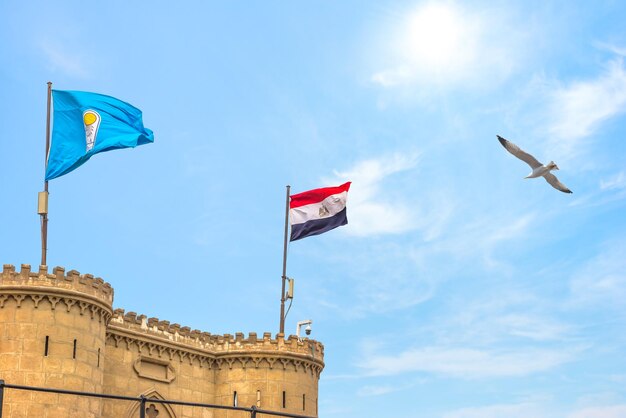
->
[402,4,464,68]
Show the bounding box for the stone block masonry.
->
[0,264,323,418]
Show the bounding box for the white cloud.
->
[600,171,626,191]
[359,345,575,379]
[371,66,412,88]
[497,314,571,341]
[370,3,524,91]
[413,212,536,270]
[568,405,626,418]
[436,288,575,349]
[609,374,626,383]
[353,267,435,315]
[595,42,626,57]
[354,284,579,380]
[437,396,626,418]
[328,152,420,236]
[40,40,90,78]
[356,385,398,397]
[482,214,535,249]
[309,240,437,318]
[547,57,626,161]
[568,171,626,208]
[444,402,551,418]
[569,241,626,309]
[446,299,572,344]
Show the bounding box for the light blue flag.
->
[45,90,154,180]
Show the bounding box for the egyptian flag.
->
[290,182,351,241]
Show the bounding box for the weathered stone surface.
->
[1,263,324,417]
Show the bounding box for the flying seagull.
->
[497,135,572,194]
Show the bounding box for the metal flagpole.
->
[279,185,290,334]
[39,82,52,266]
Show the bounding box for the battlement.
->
[1,263,114,306]
[1,261,324,416]
[109,308,324,358]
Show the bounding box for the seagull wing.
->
[497,135,542,169]
[543,173,573,194]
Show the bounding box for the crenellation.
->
[107,311,322,357]
[20,263,31,278]
[80,273,94,287]
[101,283,112,296]
[53,266,64,279]
[288,335,299,349]
[276,333,285,349]
[3,264,16,275]
[124,311,138,323]
[66,269,79,282]
[1,264,113,311]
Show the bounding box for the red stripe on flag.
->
[290,182,351,209]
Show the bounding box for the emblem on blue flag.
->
[45,90,154,181]
[83,110,101,152]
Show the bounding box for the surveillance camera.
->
[297,320,313,340]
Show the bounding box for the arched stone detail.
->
[125,389,177,418]
[13,294,25,307]
[31,294,44,307]
[0,293,111,319]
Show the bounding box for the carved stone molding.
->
[106,330,324,378]
[133,356,176,383]
[0,291,112,323]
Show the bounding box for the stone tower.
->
[0,264,113,418]
[211,331,323,416]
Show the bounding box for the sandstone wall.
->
[0,264,113,418]
[105,310,324,418]
[0,264,323,418]
[103,310,217,418]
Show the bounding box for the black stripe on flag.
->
[290,208,348,241]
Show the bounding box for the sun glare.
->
[403,4,464,68]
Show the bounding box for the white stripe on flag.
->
[290,191,348,225]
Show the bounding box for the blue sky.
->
[2,1,626,417]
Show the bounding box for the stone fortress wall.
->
[0,264,324,418]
